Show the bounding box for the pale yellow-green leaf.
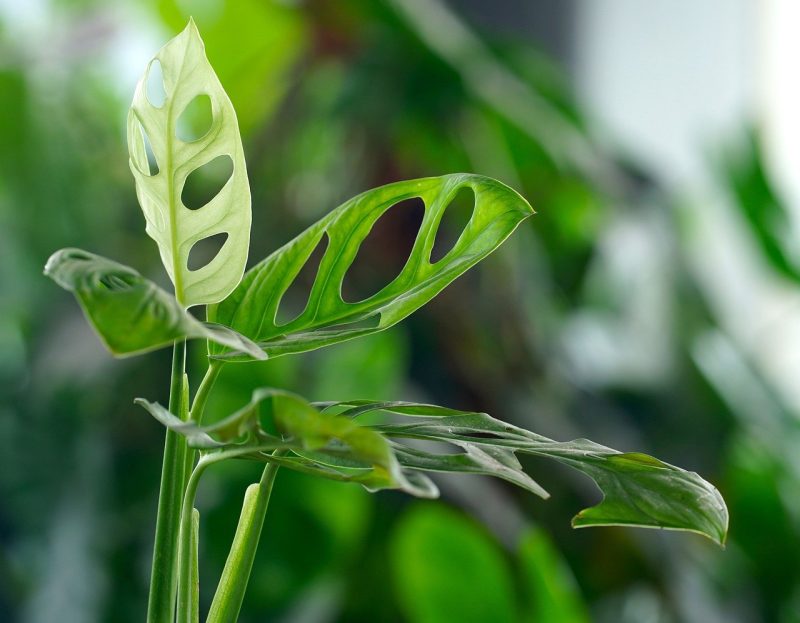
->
[127,19,251,307]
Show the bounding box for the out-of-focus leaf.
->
[157,0,308,134]
[141,394,728,543]
[208,174,533,361]
[128,20,251,307]
[391,504,518,623]
[722,129,800,282]
[518,528,589,623]
[44,248,264,359]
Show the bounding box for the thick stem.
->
[147,340,188,623]
[206,455,285,623]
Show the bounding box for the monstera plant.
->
[45,21,728,623]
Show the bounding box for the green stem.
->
[207,454,285,623]
[181,359,223,490]
[176,455,218,623]
[147,340,188,623]
[191,359,223,425]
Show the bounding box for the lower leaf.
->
[137,393,728,545]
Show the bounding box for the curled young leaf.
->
[137,389,436,498]
[128,19,251,307]
[208,174,533,361]
[44,248,264,359]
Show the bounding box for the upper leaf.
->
[128,19,251,307]
[44,248,264,359]
[208,174,533,360]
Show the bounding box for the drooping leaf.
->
[391,504,519,623]
[324,401,729,544]
[127,19,251,307]
[44,248,264,359]
[208,174,533,360]
[139,393,728,544]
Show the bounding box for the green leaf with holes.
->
[44,248,264,359]
[208,173,533,361]
[348,400,729,544]
[127,19,251,308]
[139,393,728,544]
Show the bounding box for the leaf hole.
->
[145,59,166,108]
[275,233,330,327]
[181,155,234,210]
[430,187,475,263]
[188,232,228,271]
[98,272,138,291]
[177,94,213,142]
[133,121,160,176]
[342,197,425,303]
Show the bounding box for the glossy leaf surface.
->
[208,174,533,360]
[355,401,729,544]
[139,393,728,544]
[44,248,264,359]
[128,20,251,307]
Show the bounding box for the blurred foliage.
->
[1,1,798,622]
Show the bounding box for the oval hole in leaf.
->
[99,272,138,291]
[181,155,234,210]
[430,187,475,263]
[342,197,425,303]
[275,233,329,327]
[133,121,160,176]
[176,94,213,142]
[146,59,166,108]
[188,232,228,271]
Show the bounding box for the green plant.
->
[44,21,728,622]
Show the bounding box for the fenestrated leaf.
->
[44,248,264,359]
[140,393,728,544]
[208,174,533,361]
[325,401,730,545]
[128,19,251,307]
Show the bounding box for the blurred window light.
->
[759,0,800,213]
[574,0,754,186]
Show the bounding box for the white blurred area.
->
[561,0,800,418]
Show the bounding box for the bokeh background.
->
[2,1,800,621]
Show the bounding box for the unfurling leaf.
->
[44,248,264,359]
[136,389,437,498]
[128,19,251,307]
[140,393,728,544]
[208,174,533,361]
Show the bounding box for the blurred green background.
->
[3,1,800,621]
